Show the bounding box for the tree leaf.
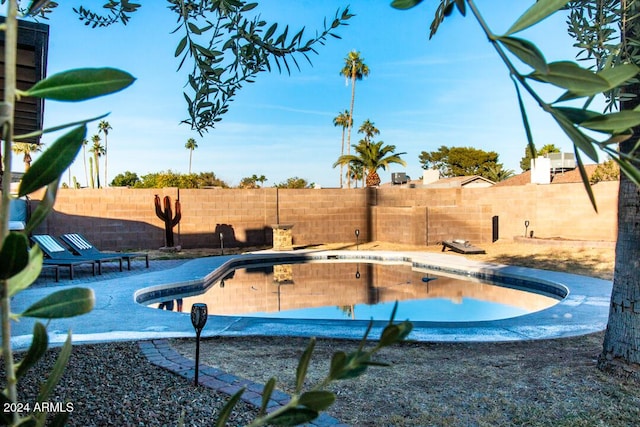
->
[22,288,95,319]
[15,322,48,379]
[8,245,43,297]
[295,338,316,393]
[14,113,109,142]
[505,0,571,35]
[597,64,640,89]
[580,110,640,133]
[390,0,424,10]
[18,126,85,197]
[550,109,600,162]
[0,232,29,279]
[268,407,318,426]
[552,106,602,125]
[329,351,347,380]
[175,35,188,57]
[24,180,60,235]
[380,324,401,346]
[529,61,609,94]
[299,391,336,412]
[574,150,598,212]
[259,378,276,416]
[512,75,536,162]
[37,332,72,405]
[24,67,135,101]
[497,36,548,73]
[215,388,244,427]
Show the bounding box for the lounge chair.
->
[441,239,486,255]
[60,233,149,270]
[31,234,123,276]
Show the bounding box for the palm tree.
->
[98,120,112,186]
[11,142,42,171]
[334,140,406,187]
[90,135,105,188]
[185,138,198,174]
[253,174,267,188]
[339,50,369,188]
[333,110,352,188]
[358,119,379,145]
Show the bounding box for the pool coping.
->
[10,249,613,349]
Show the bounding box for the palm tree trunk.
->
[83,145,88,187]
[189,150,193,174]
[598,10,640,374]
[104,136,108,187]
[346,73,356,189]
[598,84,640,376]
[340,127,345,188]
[94,153,101,189]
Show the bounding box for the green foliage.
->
[590,159,620,184]
[239,174,268,189]
[168,1,353,133]
[274,177,314,189]
[394,0,640,210]
[520,143,560,171]
[419,145,502,179]
[110,171,140,187]
[216,302,413,427]
[334,121,406,187]
[134,170,228,189]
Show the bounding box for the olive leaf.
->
[295,337,316,393]
[24,180,60,235]
[18,126,85,197]
[23,67,135,101]
[15,322,48,380]
[298,391,336,412]
[21,288,95,319]
[505,0,571,35]
[214,388,244,427]
[8,245,43,298]
[268,407,318,426]
[497,36,548,74]
[0,232,29,280]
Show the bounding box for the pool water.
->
[150,261,561,322]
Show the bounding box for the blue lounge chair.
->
[31,234,123,276]
[60,233,149,270]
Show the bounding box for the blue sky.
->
[12,1,595,188]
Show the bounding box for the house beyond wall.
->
[31,182,618,251]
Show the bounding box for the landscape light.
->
[190,303,208,386]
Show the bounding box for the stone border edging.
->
[139,339,348,427]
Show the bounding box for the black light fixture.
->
[355,228,360,250]
[190,303,208,386]
[220,232,224,255]
[524,220,530,238]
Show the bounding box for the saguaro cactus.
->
[154,195,182,247]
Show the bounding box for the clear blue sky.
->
[11,1,597,188]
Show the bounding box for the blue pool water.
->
[147,261,561,322]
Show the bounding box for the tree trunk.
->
[346,73,356,189]
[598,15,640,375]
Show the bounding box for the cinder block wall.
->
[30,181,618,251]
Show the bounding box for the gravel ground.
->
[5,341,259,427]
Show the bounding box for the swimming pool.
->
[131,249,611,342]
[142,260,562,322]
